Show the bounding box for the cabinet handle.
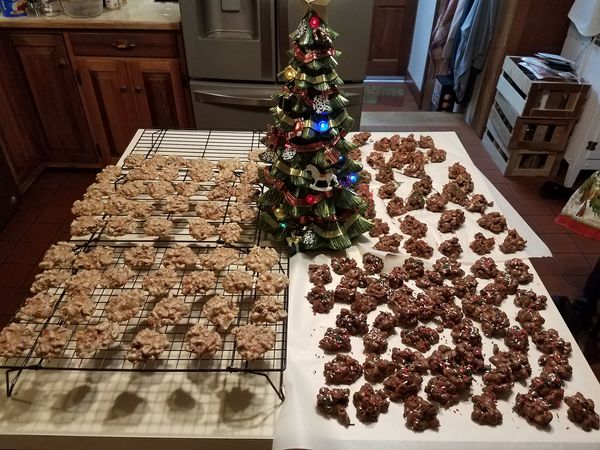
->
[57,58,67,69]
[112,40,136,50]
[134,86,142,93]
[120,85,128,92]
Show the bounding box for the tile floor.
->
[0,115,598,376]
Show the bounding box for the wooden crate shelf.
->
[500,56,590,119]
[483,125,562,177]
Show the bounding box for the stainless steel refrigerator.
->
[179,0,374,131]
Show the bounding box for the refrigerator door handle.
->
[193,90,274,107]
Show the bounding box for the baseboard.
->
[405,72,422,110]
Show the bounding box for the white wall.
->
[407,0,437,90]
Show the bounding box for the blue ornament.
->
[338,154,346,164]
[279,222,287,229]
[317,120,330,133]
[348,173,358,184]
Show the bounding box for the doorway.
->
[364,0,435,112]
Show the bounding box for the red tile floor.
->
[0,122,599,378]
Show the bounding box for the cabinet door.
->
[10,33,97,164]
[129,59,189,129]
[77,58,141,162]
[0,35,44,191]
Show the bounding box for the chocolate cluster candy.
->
[514,289,547,310]
[426,193,448,212]
[482,365,514,395]
[451,319,482,347]
[528,372,564,408]
[564,392,600,431]
[386,195,405,217]
[372,311,397,333]
[437,303,464,328]
[514,393,553,427]
[336,308,368,336]
[489,344,531,381]
[306,286,335,314]
[369,218,390,237]
[465,193,492,213]
[471,392,502,426]
[405,190,426,211]
[469,233,495,255]
[404,258,425,279]
[477,212,507,234]
[452,275,478,298]
[316,387,351,427]
[425,375,465,407]
[401,326,439,353]
[471,257,499,279]
[461,293,486,320]
[532,329,572,356]
[415,270,443,290]
[504,326,529,352]
[539,352,572,380]
[404,238,434,259]
[479,282,507,306]
[387,266,408,288]
[448,162,467,179]
[363,253,384,275]
[330,256,357,275]
[367,151,386,169]
[363,328,389,354]
[374,233,403,253]
[308,264,332,286]
[438,209,465,233]
[334,284,357,303]
[400,215,428,238]
[427,147,447,163]
[499,229,527,254]
[478,305,509,338]
[443,181,468,206]
[403,395,440,431]
[392,347,429,373]
[363,355,397,383]
[319,327,352,353]
[455,173,474,193]
[504,258,533,284]
[375,165,394,183]
[433,257,464,279]
[438,237,462,259]
[378,180,398,199]
[339,268,367,289]
[384,369,423,401]
[324,354,363,384]
[516,308,545,334]
[352,131,371,146]
[494,271,519,295]
[353,383,389,423]
[351,292,378,314]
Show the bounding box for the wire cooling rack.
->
[1,130,288,400]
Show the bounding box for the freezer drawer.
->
[191,81,365,131]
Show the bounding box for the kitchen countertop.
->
[0,0,180,30]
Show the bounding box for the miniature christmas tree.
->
[257,7,373,252]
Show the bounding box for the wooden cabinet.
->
[0,28,191,181]
[9,33,97,165]
[71,30,190,164]
[0,35,45,191]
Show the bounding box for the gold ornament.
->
[273,206,287,220]
[283,66,298,81]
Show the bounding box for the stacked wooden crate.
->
[482,56,590,177]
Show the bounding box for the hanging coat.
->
[453,0,499,103]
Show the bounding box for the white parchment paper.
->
[273,132,598,450]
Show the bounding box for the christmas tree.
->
[257,7,373,253]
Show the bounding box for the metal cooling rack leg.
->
[245,370,285,402]
[5,368,23,398]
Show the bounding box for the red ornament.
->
[309,16,321,29]
[305,194,316,205]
